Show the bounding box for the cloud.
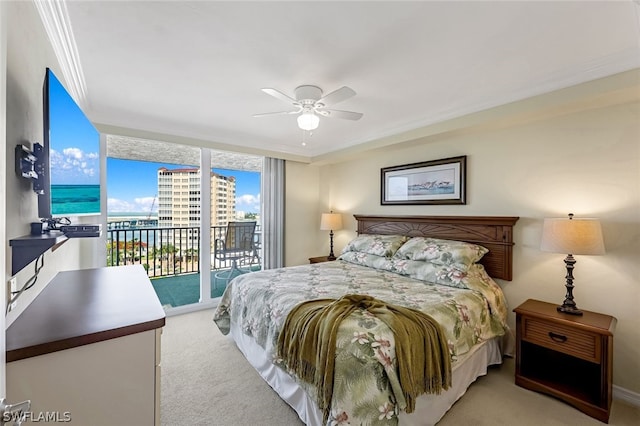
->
[108,197,158,213]
[50,147,99,183]
[107,198,135,213]
[236,193,260,212]
[134,196,158,212]
[63,147,84,159]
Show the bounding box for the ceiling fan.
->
[253,85,363,130]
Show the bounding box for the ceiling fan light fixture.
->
[297,111,319,131]
[256,85,362,130]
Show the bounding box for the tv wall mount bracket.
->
[15,143,45,194]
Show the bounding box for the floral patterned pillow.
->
[339,251,395,271]
[341,234,410,258]
[390,258,471,289]
[393,237,488,272]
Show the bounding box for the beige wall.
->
[289,99,639,394]
[284,161,322,266]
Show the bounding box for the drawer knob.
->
[548,332,567,343]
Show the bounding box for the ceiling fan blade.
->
[317,86,356,106]
[261,88,298,105]
[320,109,363,120]
[252,110,300,118]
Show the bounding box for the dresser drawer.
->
[521,317,600,363]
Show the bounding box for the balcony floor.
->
[150,266,259,309]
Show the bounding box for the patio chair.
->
[213,221,257,286]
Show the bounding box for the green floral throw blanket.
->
[277,294,452,423]
[214,260,509,425]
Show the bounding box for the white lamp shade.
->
[541,217,605,255]
[320,213,343,231]
[297,112,319,130]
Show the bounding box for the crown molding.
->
[33,0,87,107]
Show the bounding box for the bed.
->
[213,215,519,425]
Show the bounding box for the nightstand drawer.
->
[522,317,600,363]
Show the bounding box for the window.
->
[107,136,263,312]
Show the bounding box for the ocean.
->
[51,184,100,216]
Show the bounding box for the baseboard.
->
[613,385,640,407]
[164,299,219,317]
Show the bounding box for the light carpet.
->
[161,309,639,426]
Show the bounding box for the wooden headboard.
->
[354,215,519,281]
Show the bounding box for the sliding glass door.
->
[209,152,262,298]
[106,135,262,312]
[106,140,202,310]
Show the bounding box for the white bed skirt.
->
[230,319,503,426]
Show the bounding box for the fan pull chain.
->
[301,129,314,146]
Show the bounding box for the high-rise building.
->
[211,172,237,226]
[157,167,236,228]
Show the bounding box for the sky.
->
[107,158,261,215]
[48,68,100,185]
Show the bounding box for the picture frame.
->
[381,155,466,205]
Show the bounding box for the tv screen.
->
[39,68,100,219]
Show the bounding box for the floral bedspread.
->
[213,260,509,426]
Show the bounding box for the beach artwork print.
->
[381,156,466,205]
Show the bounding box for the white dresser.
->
[6,265,165,425]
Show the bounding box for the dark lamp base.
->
[557,253,583,316]
[557,305,583,316]
[327,230,336,261]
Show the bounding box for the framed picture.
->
[381,155,466,205]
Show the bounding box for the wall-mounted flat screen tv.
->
[39,68,100,218]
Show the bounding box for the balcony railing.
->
[106,224,261,278]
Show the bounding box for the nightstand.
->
[514,299,616,423]
[308,256,335,264]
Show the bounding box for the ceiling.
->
[39,1,640,162]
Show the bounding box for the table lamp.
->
[540,213,605,315]
[320,212,343,260]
